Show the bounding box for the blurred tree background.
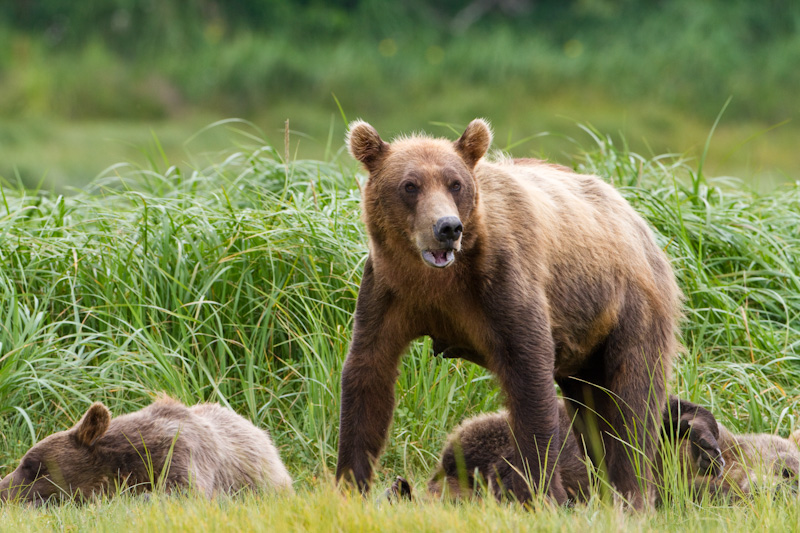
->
[1,0,798,189]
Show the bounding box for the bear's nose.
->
[434,216,463,243]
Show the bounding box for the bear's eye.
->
[20,458,44,477]
[450,182,461,192]
[404,182,418,193]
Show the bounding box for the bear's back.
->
[109,398,293,495]
[474,158,680,335]
[188,402,294,494]
[476,159,650,258]
[719,424,800,492]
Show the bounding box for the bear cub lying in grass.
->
[420,396,800,504]
[0,396,293,505]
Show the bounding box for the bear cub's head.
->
[0,402,111,505]
[348,119,492,269]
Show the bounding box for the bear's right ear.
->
[347,120,390,173]
[73,402,111,447]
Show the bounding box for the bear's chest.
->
[406,293,494,361]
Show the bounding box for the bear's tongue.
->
[432,250,448,263]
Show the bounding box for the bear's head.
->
[0,402,111,505]
[761,433,800,483]
[348,119,492,269]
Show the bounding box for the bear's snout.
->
[419,215,463,268]
[0,473,27,504]
[433,216,463,244]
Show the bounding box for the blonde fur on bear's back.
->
[115,396,295,497]
[185,402,294,495]
[477,157,677,308]
[472,156,681,375]
[714,423,800,494]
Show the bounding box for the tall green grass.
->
[0,124,502,482]
[1,123,799,496]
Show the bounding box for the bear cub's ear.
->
[73,402,111,447]
[347,120,390,172]
[455,119,492,168]
[791,430,800,448]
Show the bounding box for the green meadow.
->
[2,0,799,190]
[2,0,800,529]
[1,120,800,530]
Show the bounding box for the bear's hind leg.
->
[560,307,673,509]
[601,305,673,509]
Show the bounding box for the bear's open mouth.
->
[422,249,455,268]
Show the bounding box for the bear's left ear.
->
[73,402,111,447]
[454,119,492,169]
[347,120,390,173]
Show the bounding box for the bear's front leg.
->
[336,261,413,493]
[496,356,568,505]
[487,301,568,505]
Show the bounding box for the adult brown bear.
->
[336,119,681,508]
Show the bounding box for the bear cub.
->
[427,397,799,503]
[0,396,293,505]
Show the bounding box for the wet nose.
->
[434,216,463,242]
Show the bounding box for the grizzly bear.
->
[0,396,293,505]
[425,397,799,504]
[337,119,682,508]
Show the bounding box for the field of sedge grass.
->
[1,121,799,530]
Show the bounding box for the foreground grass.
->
[1,124,800,527]
[1,484,800,533]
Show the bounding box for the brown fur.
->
[0,397,293,505]
[512,158,574,173]
[337,119,682,508]
[427,397,800,504]
[702,425,800,497]
[428,408,590,503]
